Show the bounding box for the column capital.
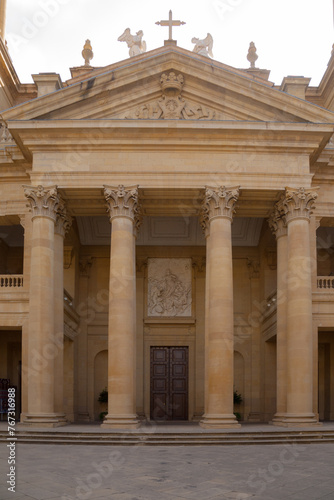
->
[23,184,59,222]
[315,216,322,230]
[268,200,287,239]
[200,185,240,235]
[136,257,148,274]
[18,214,26,229]
[79,256,93,277]
[104,185,143,233]
[55,197,72,237]
[281,187,318,224]
[192,256,206,274]
[247,258,260,279]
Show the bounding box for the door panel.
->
[150,346,188,421]
[171,393,187,420]
[150,347,169,421]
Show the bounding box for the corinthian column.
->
[200,186,241,428]
[280,187,319,426]
[268,200,288,424]
[22,185,66,426]
[101,185,142,429]
[54,198,72,423]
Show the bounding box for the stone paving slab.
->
[0,442,334,499]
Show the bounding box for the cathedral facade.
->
[1,6,334,428]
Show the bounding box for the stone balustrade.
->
[317,277,334,289]
[0,275,23,288]
[266,290,277,308]
[64,289,74,307]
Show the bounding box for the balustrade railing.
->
[64,289,74,307]
[0,275,24,288]
[317,277,334,289]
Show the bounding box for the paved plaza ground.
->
[0,440,334,500]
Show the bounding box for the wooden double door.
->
[150,346,188,421]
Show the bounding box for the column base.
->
[21,413,68,428]
[192,412,204,422]
[272,413,321,427]
[200,414,241,429]
[100,414,140,429]
[271,412,287,424]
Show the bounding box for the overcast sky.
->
[5,0,334,86]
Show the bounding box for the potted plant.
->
[233,390,243,421]
[98,387,108,421]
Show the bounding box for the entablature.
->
[5,120,333,176]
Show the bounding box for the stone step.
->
[5,434,334,440]
[1,430,334,445]
[2,429,334,435]
[1,438,334,446]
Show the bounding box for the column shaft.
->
[102,217,138,428]
[0,0,7,40]
[22,185,68,427]
[273,231,288,423]
[247,261,261,422]
[26,216,56,422]
[280,187,319,426]
[76,258,92,421]
[203,218,236,423]
[285,219,316,422]
[53,202,71,422]
[20,214,32,421]
[54,231,65,417]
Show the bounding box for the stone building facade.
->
[1,7,334,428]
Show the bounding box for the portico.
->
[1,32,334,429]
[6,182,327,429]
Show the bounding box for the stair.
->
[1,428,334,446]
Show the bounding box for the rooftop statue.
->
[192,33,213,58]
[118,28,147,57]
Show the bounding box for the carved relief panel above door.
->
[147,258,192,317]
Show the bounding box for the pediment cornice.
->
[2,46,334,126]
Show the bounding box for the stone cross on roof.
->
[156,10,186,45]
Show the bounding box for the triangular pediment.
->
[3,45,334,125]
